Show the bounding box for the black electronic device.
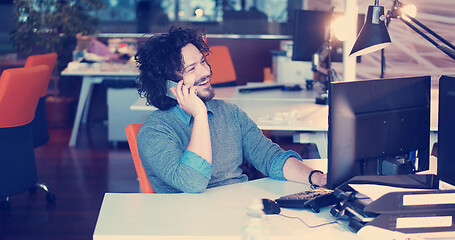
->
[275,188,337,213]
[327,76,431,190]
[292,10,364,63]
[166,80,177,99]
[329,174,441,232]
[262,198,281,215]
[237,84,303,93]
[437,75,455,186]
[238,84,285,93]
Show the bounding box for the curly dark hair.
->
[135,26,210,110]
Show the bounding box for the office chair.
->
[24,52,58,147]
[0,65,56,210]
[207,45,237,87]
[125,123,155,193]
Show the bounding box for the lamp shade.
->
[350,5,391,57]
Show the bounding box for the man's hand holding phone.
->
[166,80,178,100]
[168,80,206,119]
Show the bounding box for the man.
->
[135,26,326,193]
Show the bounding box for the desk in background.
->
[132,83,440,159]
[62,62,439,152]
[61,62,143,147]
[132,83,330,158]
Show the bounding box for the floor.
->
[0,111,318,240]
[0,122,139,240]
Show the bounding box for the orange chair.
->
[24,52,58,147]
[207,45,237,86]
[0,65,56,209]
[125,123,155,193]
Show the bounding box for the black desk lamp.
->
[350,0,455,61]
[349,0,391,57]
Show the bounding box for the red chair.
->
[0,65,56,210]
[207,45,237,87]
[125,123,155,193]
[24,52,57,147]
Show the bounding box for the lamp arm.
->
[437,45,455,61]
[404,13,455,51]
[398,15,455,61]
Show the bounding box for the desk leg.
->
[69,77,101,147]
[81,82,96,124]
[430,131,438,155]
[293,132,328,159]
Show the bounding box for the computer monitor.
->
[327,76,431,189]
[292,10,364,63]
[437,75,455,186]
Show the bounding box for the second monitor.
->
[327,76,431,189]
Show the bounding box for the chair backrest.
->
[25,53,57,147]
[0,65,50,128]
[207,45,237,85]
[125,123,155,193]
[24,52,57,97]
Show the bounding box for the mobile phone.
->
[166,80,178,99]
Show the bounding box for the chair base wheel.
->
[1,183,55,209]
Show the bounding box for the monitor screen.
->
[327,76,431,189]
[292,10,364,63]
[437,75,455,186]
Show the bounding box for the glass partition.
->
[96,0,304,35]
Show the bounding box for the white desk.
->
[93,168,360,240]
[132,83,330,157]
[94,156,451,240]
[94,180,355,240]
[94,179,356,240]
[61,62,139,146]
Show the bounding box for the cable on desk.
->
[278,213,341,228]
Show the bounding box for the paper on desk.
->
[258,110,300,124]
[348,184,432,201]
[357,226,425,240]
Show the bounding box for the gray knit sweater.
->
[137,99,301,193]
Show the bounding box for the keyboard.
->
[275,188,338,213]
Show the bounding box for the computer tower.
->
[437,75,455,185]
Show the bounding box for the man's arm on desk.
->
[283,157,327,187]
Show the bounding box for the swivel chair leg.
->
[29,183,56,204]
[39,183,56,204]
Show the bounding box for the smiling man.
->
[134,26,326,193]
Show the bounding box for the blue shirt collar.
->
[171,102,214,126]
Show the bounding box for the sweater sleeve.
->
[137,118,213,193]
